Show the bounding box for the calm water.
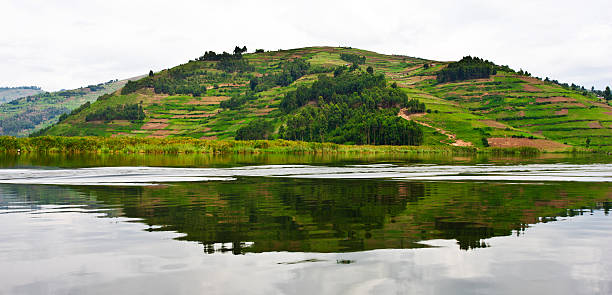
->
[0,154,611,294]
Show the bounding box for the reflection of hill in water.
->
[2,179,611,253]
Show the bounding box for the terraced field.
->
[407,70,612,150]
[40,47,612,150]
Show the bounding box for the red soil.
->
[588,121,603,129]
[536,97,576,103]
[487,137,569,150]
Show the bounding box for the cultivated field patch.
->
[588,121,603,129]
[536,97,576,103]
[141,123,169,130]
[487,137,568,149]
[479,120,508,129]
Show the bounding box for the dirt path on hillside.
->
[398,109,473,147]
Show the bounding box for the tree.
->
[366,66,374,74]
[604,86,611,101]
[423,63,430,69]
[234,46,247,56]
[149,70,154,77]
[235,119,273,140]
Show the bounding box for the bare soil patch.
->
[487,137,569,150]
[554,109,569,115]
[479,120,507,129]
[254,107,275,116]
[185,96,230,105]
[141,123,169,130]
[172,113,215,119]
[588,121,603,129]
[200,135,218,140]
[401,112,427,120]
[517,111,525,117]
[591,101,612,110]
[518,76,544,85]
[147,118,170,123]
[86,120,105,125]
[522,84,541,92]
[536,97,576,103]
[150,129,179,137]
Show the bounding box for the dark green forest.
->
[235,119,274,140]
[85,103,145,122]
[277,70,424,145]
[436,56,499,83]
[340,53,367,65]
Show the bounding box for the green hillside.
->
[0,78,139,137]
[0,86,44,104]
[38,47,612,151]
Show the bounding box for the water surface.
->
[0,154,610,294]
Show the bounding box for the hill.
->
[37,47,612,151]
[0,78,140,137]
[0,86,44,104]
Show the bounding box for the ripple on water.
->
[0,164,611,185]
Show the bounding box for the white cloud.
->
[1,0,611,91]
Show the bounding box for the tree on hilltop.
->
[234,46,248,56]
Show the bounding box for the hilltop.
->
[36,47,612,151]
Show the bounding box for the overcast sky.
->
[1,0,611,91]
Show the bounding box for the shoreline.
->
[0,136,596,156]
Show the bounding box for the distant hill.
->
[36,47,612,151]
[0,86,44,104]
[0,78,141,136]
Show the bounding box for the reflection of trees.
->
[3,179,610,254]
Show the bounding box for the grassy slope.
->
[0,79,139,136]
[0,88,44,104]
[41,47,612,150]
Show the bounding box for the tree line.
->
[436,56,503,83]
[235,119,274,140]
[249,58,312,92]
[280,105,423,145]
[340,53,366,65]
[85,103,145,122]
[279,67,419,113]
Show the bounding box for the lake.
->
[0,153,611,294]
